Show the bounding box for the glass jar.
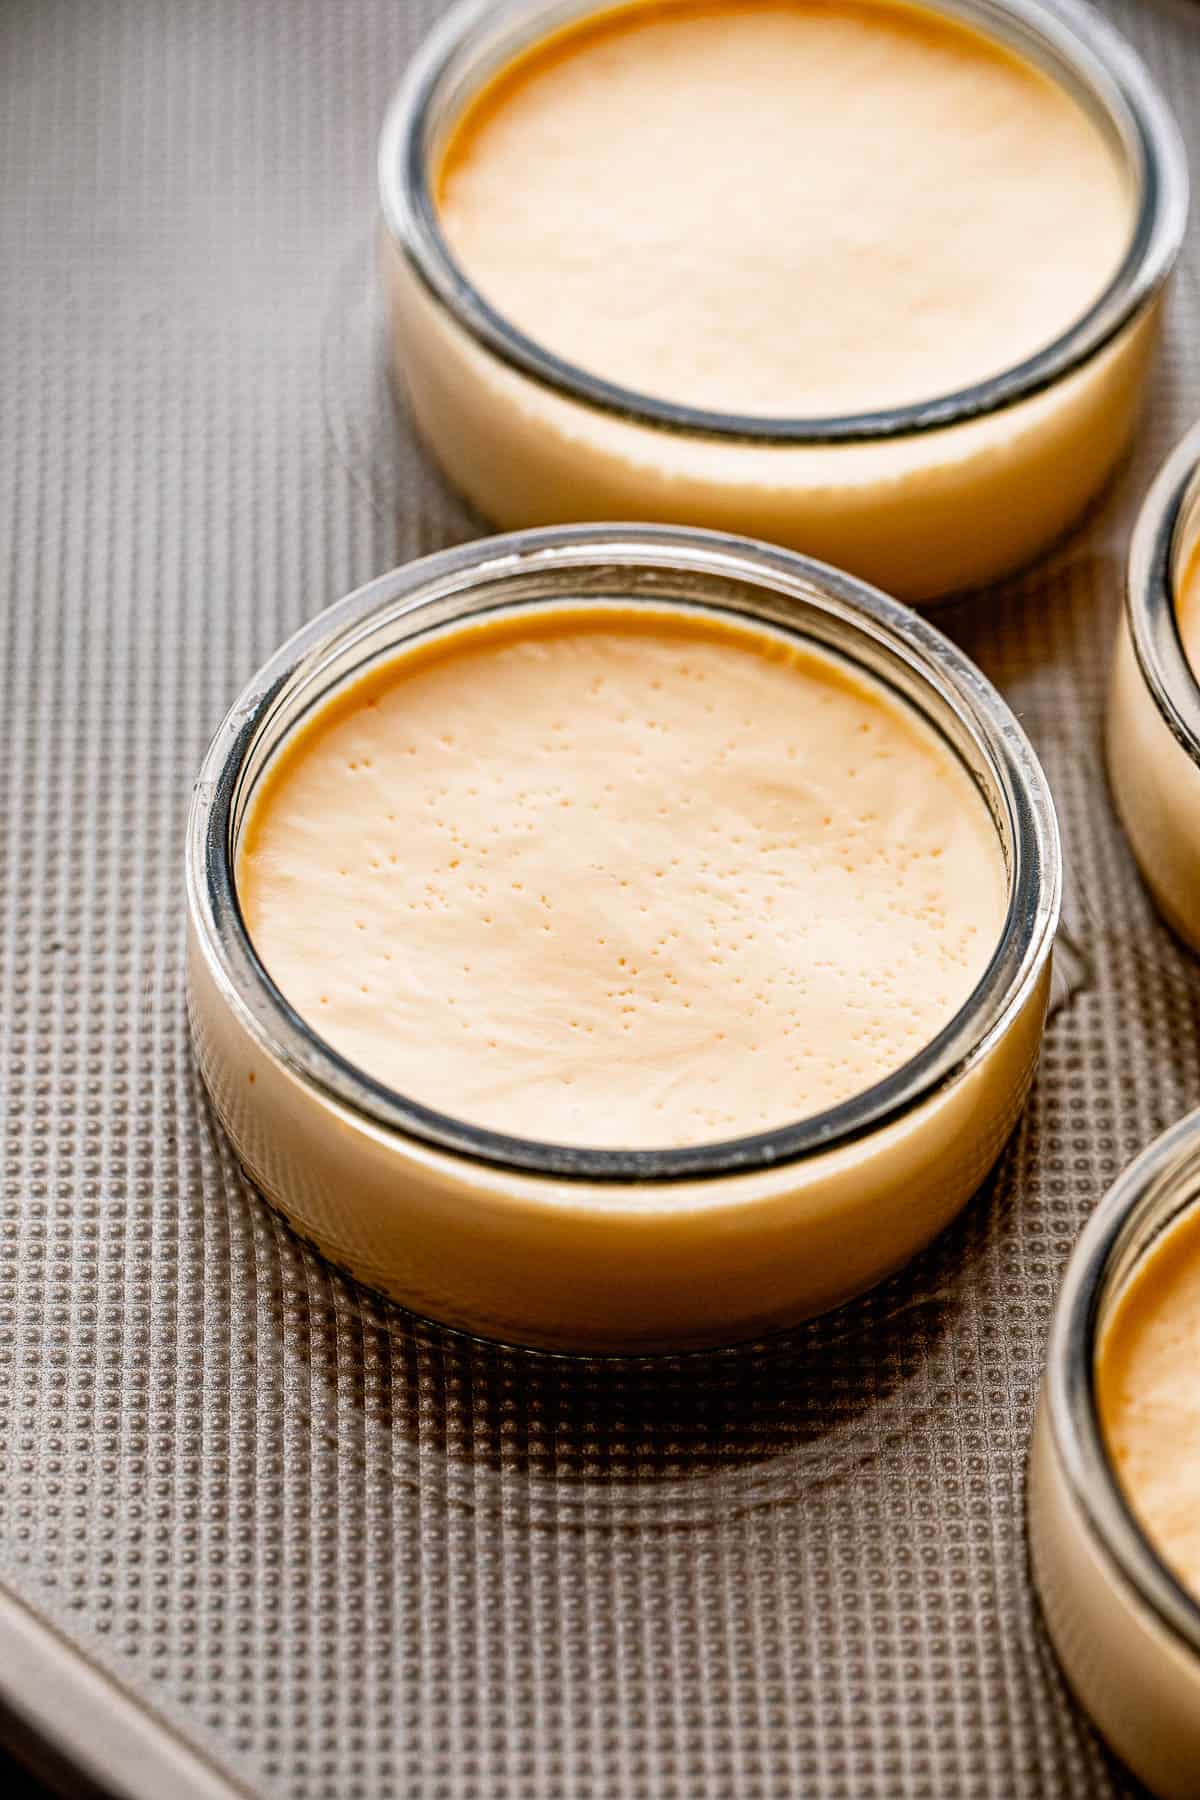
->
[1108,420,1200,951]
[378,0,1186,604]
[1029,1110,1200,1800]
[186,525,1060,1351]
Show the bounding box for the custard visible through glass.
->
[236,605,1007,1150]
[436,0,1132,416]
[1176,540,1200,686]
[1098,1202,1200,1602]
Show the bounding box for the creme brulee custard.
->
[1177,544,1200,683]
[237,606,1007,1150]
[1108,429,1200,953]
[189,530,1059,1348]
[1030,1111,1200,1799]
[436,0,1130,417]
[381,0,1185,598]
[1098,1204,1200,1601]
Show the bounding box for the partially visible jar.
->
[378,0,1186,605]
[186,525,1060,1353]
[1029,1110,1200,1800]
[1109,420,1200,950]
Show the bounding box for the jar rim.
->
[1043,1109,1200,1666]
[378,0,1187,447]
[1126,417,1200,770]
[186,524,1060,1183]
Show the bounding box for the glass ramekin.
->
[1029,1110,1200,1800]
[1108,420,1200,951]
[377,0,1186,606]
[185,525,1060,1352]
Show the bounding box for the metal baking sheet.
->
[5,0,1200,1793]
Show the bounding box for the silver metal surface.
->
[5,0,1200,1793]
[0,1583,252,1800]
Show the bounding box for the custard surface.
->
[436,0,1131,416]
[1098,1202,1200,1599]
[238,606,1007,1149]
[1177,541,1200,683]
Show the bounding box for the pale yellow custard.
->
[1030,1137,1200,1800]
[437,0,1131,417]
[1178,542,1200,682]
[237,605,1007,1150]
[1098,1203,1200,1599]
[1108,538,1200,952]
[384,0,1166,600]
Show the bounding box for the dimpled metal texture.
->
[2,0,1200,1794]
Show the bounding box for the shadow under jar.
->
[1029,1110,1200,1800]
[186,526,1060,1353]
[378,0,1186,605]
[1109,419,1200,952]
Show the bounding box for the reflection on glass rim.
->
[1046,1108,1200,1666]
[1127,418,1200,768]
[186,525,1061,1182]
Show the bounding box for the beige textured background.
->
[4,0,1200,1793]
